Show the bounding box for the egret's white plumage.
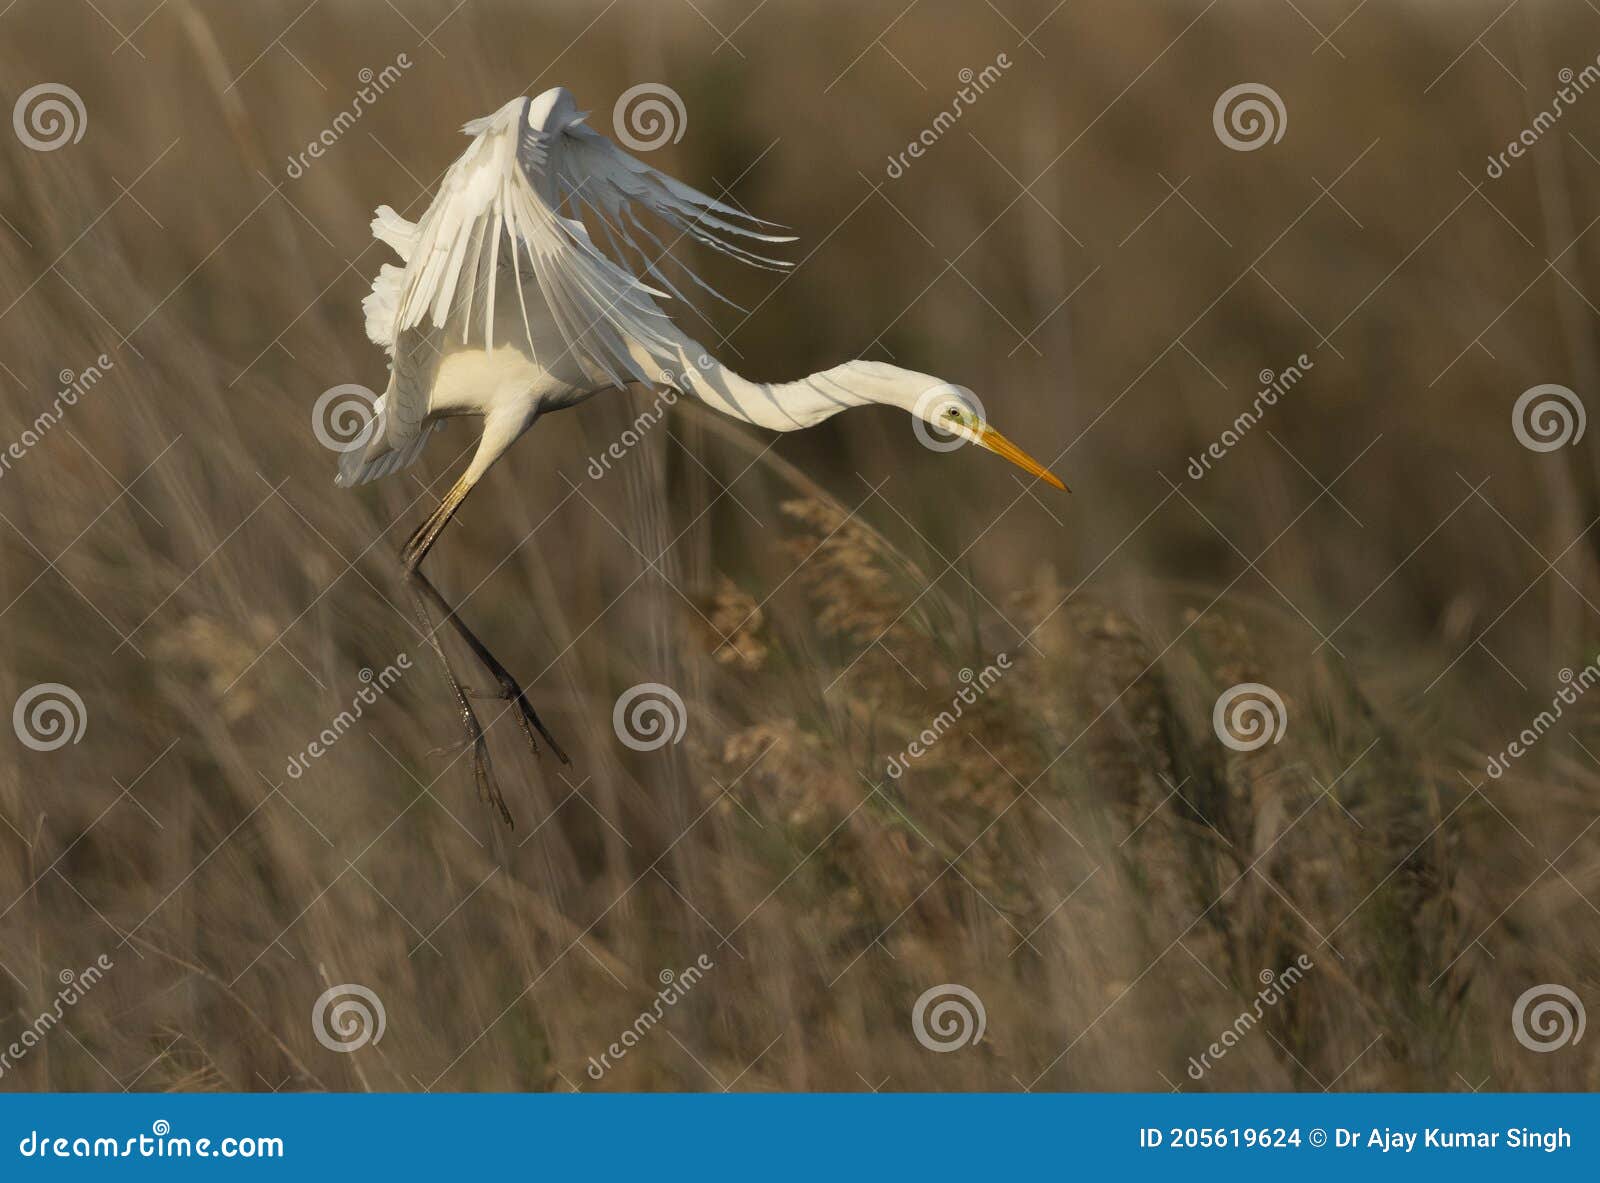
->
[339,87,790,488]
[339,86,1064,825]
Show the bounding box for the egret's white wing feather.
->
[363,263,407,353]
[370,205,419,261]
[360,90,794,452]
[550,121,792,311]
[334,393,442,488]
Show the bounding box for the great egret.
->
[339,86,1065,825]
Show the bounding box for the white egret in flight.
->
[339,86,1065,825]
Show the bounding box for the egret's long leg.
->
[399,469,569,828]
[405,565,571,765]
[403,573,511,827]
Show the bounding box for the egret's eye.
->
[945,408,962,420]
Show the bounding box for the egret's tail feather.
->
[363,262,406,354]
[335,419,442,488]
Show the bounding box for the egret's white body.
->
[340,86,1063,825]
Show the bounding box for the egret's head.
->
[910,381,1067,492]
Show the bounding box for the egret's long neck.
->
[634,329,931,433]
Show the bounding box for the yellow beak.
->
[975,424,1068,492]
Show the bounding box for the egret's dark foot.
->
[463,681,569,765]
[424,727,515,828]
[495,678,570,766]
[404,563,571,774]
[445,627,570,765]
[470,734,513,829]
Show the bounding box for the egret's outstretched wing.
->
[548,119,792,310]
[363,90,792,449]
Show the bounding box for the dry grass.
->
[1,0,1598,1092]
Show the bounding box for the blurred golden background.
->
[1,0,1597,1091]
